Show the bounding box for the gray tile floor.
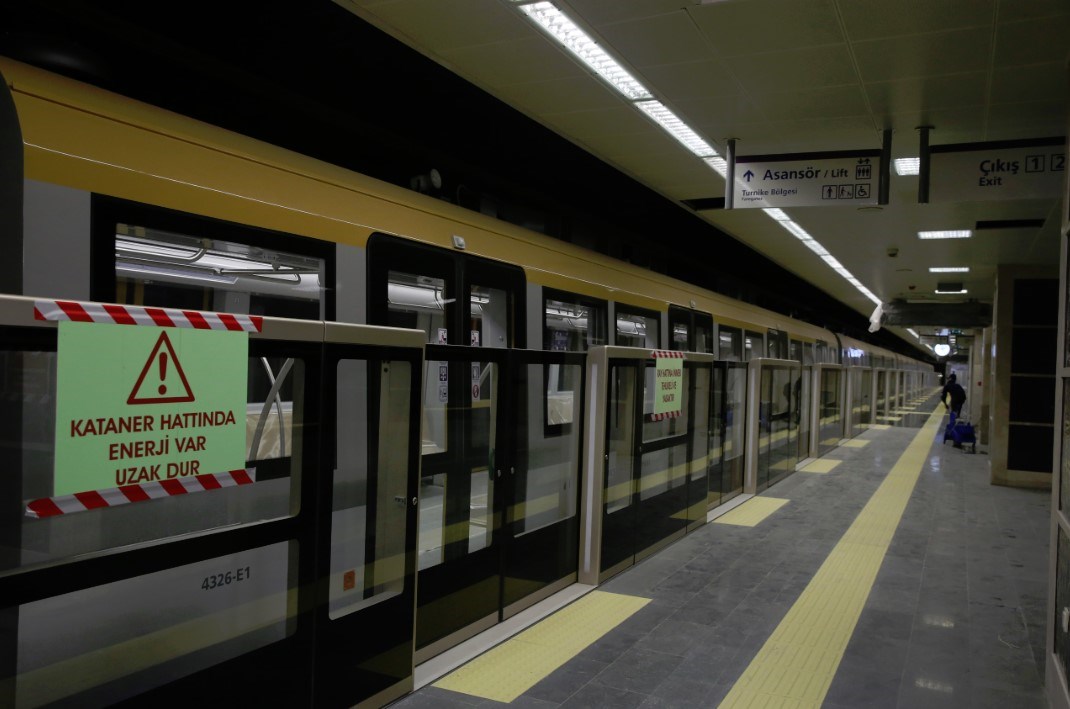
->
[394,396,1051,708]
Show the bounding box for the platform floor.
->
[393,394,1050,708]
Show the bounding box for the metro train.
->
[0,57,937,708]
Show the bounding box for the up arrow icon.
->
[743,169,755,182]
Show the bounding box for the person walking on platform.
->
[941,373,967,430]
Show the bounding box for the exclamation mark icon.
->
[158,353,168,395]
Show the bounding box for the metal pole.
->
[725,138,736,209]
[918,126,932,204]
[878,128,891,205]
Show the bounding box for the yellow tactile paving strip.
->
[840,438,870,448]
[800,459,841,474]
[719,407,944,708]
[433,590,649,703]
[866,424,891,431]
[713,497,789,527]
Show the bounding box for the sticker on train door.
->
[53,321,248,497]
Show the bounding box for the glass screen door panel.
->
[601,363,639,574]
[767,367,796,487]
[722,366,746,501]
[797,368,811,460]
[688,364,711,526]
[758,368,774,491]
[708,365,725,509]
[319,355,418,708]
[414,356,502,652]
[634,364,690,556]
[818,369,842,457]
[502,358,583,613]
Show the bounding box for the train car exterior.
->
[0,57,937,707]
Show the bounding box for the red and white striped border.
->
[25,468,256,519]
[651,350,686,359]
[650,411,681,422]
[34,300,262,332]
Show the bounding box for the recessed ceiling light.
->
[929,267,970,273]
[895,158,920,175]
[918,230,971,239]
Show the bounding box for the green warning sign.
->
[653,356,683,416]
[54,321,248,496]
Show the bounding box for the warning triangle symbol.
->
[128,331,196,405]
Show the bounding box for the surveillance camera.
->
[887,247,899,258]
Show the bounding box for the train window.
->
[767,329,788,359]
[815,340,829,363]
[523,362,582,534]
[615,305,659,348]
[329,359,411,619]
[694,315,713,354]
[5,338,310,573]
[790,339,804,363]
[744,330,763,360]
[102,208,328,320]
[470,284,509,349]
[718,326,741,361]
[543,291,607,351]
[387,272,449,344]
[669,305,713,353]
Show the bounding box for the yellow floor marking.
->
[841,438,870,447]
[713,497,789,527]
[866,424,891,430]
[819,437,842,445]
[433,590,649,703]
[876,415,902,422]
[801,459,841,474]
[719,408,944,708]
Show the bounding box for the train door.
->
[369,235,562,661]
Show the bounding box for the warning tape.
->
[649,411,681,421]
[650,350,686,359]
[34,299,263,333]
[24,468,256,519]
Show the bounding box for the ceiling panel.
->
[638,59,742,101]
[851,27,994,82]
[997,0,1070,24]
[995,14,1070,67]
[838,0,995,41]
[593,11,713,67]
[722,44,858,93]
[538,104,658,139]
[567,0,689,28]
[864,73,988,115]
[990,63,1067,104]
[745,115,881,154]
[688,0,844,58]
[749,85,871,121]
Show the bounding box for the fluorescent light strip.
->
[894,158,920,175]
[762,208,880,305]
[514,2,726,177]
[907,328,920,338]
[918,230,971,239]
[635,100,716,157]
[929,266,970,273]
[516,2,651,100]
[935,288,968,294]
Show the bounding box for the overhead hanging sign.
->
[731,150,881,208]
[53,320,248,497]
[928,137,1065,202]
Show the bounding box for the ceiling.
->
[341,0,1070,354]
